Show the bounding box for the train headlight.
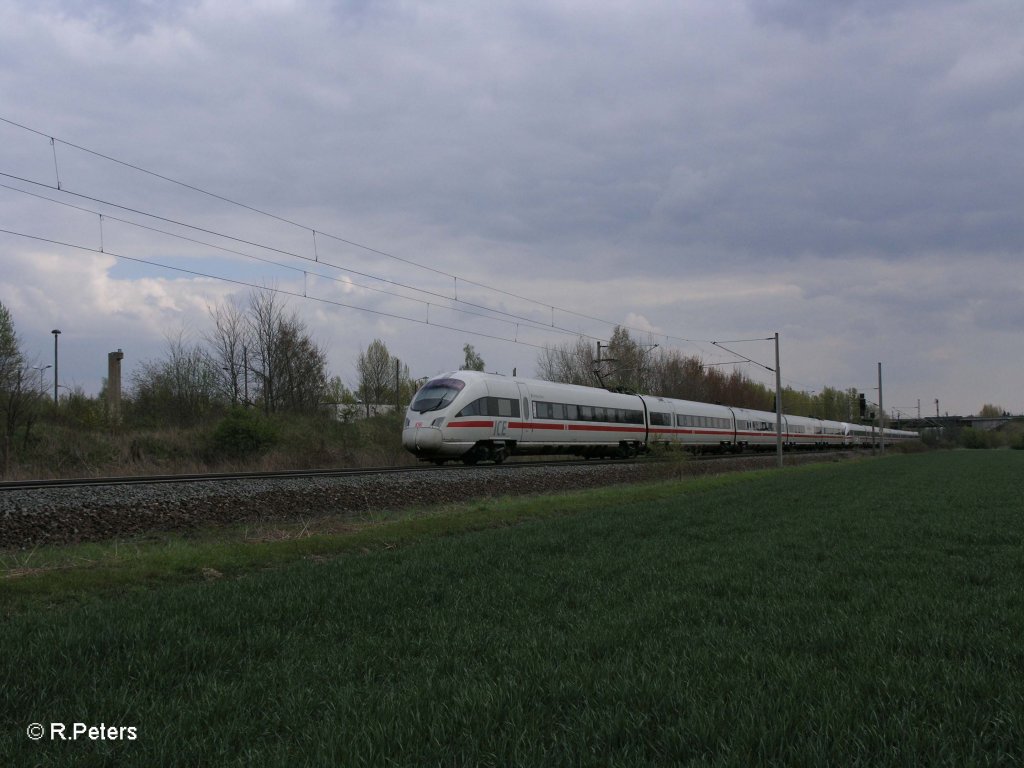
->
[432,417,445,428]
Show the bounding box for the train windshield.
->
[410,378,466,413]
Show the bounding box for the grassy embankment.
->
[4,410,414,480]
[2,451,1022,766]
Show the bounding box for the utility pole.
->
[877,362,884,454]
[594,341,616,389]
[51,329,61,404]
[775,332,783,468]
[395,358,401,414]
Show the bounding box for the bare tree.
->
[206,297,248,406]
[274,317,328,414]
[536,336,596,386]
[247,289,287,414]
[129,330,221,424]
[242,290,329,414]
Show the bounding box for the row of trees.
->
[132,291,334,423]
[0,292,423,439]
[0,302,46,468]
[132,291,426,425]
[536,326,866,422]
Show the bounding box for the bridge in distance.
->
[891,415,1021,432]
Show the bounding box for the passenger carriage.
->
[402,371,918,464]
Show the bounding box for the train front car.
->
[402,373,481,463]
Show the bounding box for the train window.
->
[651,412,670,426]
[551,403,566,420]
[565,404,579,421]
[456,397,518,418]
[594,407,607,422]
[456,398,482,417]
[410,378,466,413]
[578,405,594,421]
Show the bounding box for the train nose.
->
[402,425,443,454]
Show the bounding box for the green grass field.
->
[2,451,1023,766]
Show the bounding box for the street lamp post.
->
[51,329,61,404]
[775,332,783,469]
[32,364,52,396]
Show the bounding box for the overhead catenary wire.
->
[0,116,877,404]
[0,226,552,351]
[0,171,621,345]
[0,180,601,343]
[0,114,714,349]
[7,116,824,392]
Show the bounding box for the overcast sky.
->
[2,0,1022,417]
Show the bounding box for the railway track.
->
[0,448,862,493]
[0,452,858,550]
[0,458,636,492]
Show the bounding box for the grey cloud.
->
[2,0,1024,413]
[746,0,942,36]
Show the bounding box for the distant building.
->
[329,402,398,422]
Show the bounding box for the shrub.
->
[210,408,279,458]
[959,428,1000,450]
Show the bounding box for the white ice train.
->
[402,371,919,464]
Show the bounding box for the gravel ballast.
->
[0,453,853,549]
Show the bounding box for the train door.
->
[515,382,531,447]
[482,378,524,449]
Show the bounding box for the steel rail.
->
[0,458,634,492]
